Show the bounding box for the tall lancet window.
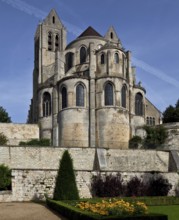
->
[114,52,119,63]
[105,82,114,106]
[101,53,105,64]
[76,84,85,107]
[61,87,67,109]
[55,34,59,51]
[80,46,87,64]
[43,92,51,117]
[121,85,127,108]
[48,32,52,51]
[135,93,143,116]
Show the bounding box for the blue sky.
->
[0,0,179,123]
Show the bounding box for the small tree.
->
[129,136,142,149]
[0,132,8,145]
[143,125,167,149]
[0,164,11,190]
[0,106,11,123]
[53,150,79,200]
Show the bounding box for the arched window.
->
[110,32,113,39]
[101,53,105,64]
[65,52,74,72]
[152,117,155,126]
[105,82,114,106]
[80,46,87,64]
[61,87,67,109]
[146,117,150,125]
[135,93,143,116]
[149,117,152,125]
[76,84,85,107]
[122,54,125,75]
[114,53,119,63]
[55,34,59,51]
[52,16,55,24]
[48,32,52,51]
[121,85,127,108]
[43,92,51,117]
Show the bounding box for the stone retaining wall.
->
[0,123,39,145]
[0,146,178,202]
[1,170,178,202]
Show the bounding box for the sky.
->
[0,0,179,123]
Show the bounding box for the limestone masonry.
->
[27,9,161,148]
[0,146,179,201]
[1,9,179,202]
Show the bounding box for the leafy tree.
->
[53,150,79,200]
[0,164,11,190]
[0,106,11,123]
[163,100,179,123]
[143,125,168,149]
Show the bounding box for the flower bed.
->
[76,199,148,216]
[47,198,168,220]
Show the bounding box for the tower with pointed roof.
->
[28,10,161,148]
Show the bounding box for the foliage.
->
[0,106,11,123]
[143,125,168,149]
[47,199,168,220]
[91,173,124,197]
[76,199,148,216]
[175,181,179,196]
[19,138,50,146]
[163,99,179,123]
[53,150,79,200]
[0,132,8,145]
[0,164,11,190]
[125,176,146,197]
[129,136,142,149]
[146,174,172,196]
[91,173,171,198]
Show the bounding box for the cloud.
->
[133,57,179,88]
[0,0,83,36]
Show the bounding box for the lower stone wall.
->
[0,146,178,202]
[1,170,178,202]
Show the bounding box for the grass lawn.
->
[149,205,179,220]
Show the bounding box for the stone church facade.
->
[28,9,161,148]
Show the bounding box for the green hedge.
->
[46,199,168,220]
[19,138,50,146]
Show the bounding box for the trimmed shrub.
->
[0,132,8,145]
[146,174,172,196]
[125,176,146,197]
[53,150,79,200]
[0,164,11,190]
[129,136,142,149]
[19,138,50,146]
[91,173,124,197]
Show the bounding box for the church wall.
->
[97,108,129,148]
[0,123,39,145]
[58,109,89,147]
[145,98,161,125]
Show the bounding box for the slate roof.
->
[78,26,102,38]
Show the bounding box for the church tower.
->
[28,9,66,141]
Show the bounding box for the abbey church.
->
[27,9,161,148]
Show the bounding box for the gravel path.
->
[0,202,67,220]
